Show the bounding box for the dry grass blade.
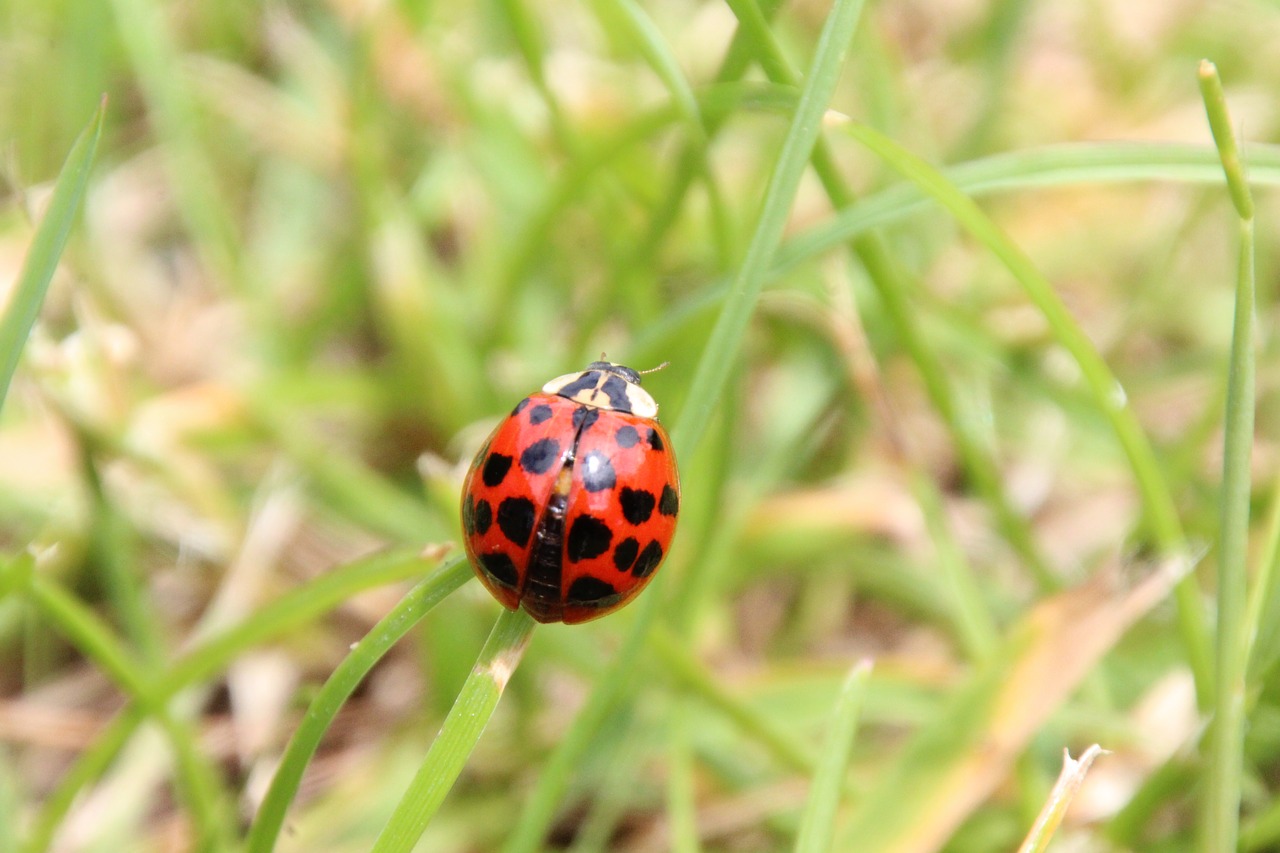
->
[1018,745,1107,853]
[841,553,1196,853]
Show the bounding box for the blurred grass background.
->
[1,0,1280,850]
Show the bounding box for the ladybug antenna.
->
[637,361,670,376]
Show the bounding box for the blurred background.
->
[1,0,1279,850]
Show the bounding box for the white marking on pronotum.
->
[543,363,659,419]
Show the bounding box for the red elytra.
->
[460,362,679,624]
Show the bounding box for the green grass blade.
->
[23,572,153,701]
[717,0,1055,587]
[667,702,702,853]
[671,0,867,457]
[21,573,234,848]
[830,118,1213,702]
[793,662,871,853]
[23,707,145,853]
[1198,58,1255,853]
[107,0,241,289]
[601,0,704,135]
[0,99,104,416]
[772,141,1280,278]
[651,627,819,775]
[245,559,472,853]
[371,607,536,853]
[160,547,444,695]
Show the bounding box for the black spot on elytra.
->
[619,487,655,525]
[616,425,639,447]
[647,428,664,451]
[566,576,618,605]
[482,453,513,487]
[659,484,679,517]
[480,553,519,588]
[599,375,632,412]
[512,397,531,416]
[554,371,601,399]
[613,537,639,572]
[580,452,616,492]
[529,404,553,425]
[572,406,600,432]
[568,516,612,561]
[473,498,493,535]
[497,497,535,547]
[520,438,560,475]
[632,541,664,578]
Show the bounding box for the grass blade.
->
[1018,745,1105,853]
[1198,58,1255,853]
[0,98,104,416]
[671,0,867,457]
[829,117,1213,703]
[371,607,537,852]
[793,661,871,853]
[245,559,472,853]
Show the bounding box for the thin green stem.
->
[1199,58,1256,853]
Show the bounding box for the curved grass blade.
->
[160,547,444,695]
[0,98,105,416]
[246,558,472,853]
[829,117,1213,702]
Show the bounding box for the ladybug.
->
[460,362,680,624]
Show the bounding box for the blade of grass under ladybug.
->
[245,558,472,853]
[0,98,104,418]
[371,607,536,853]
[793,662,871,853]
[500,2,868,850]
[1198,58,1255,853]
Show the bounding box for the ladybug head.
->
[543,361,660,418]
[586,361,643,386]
